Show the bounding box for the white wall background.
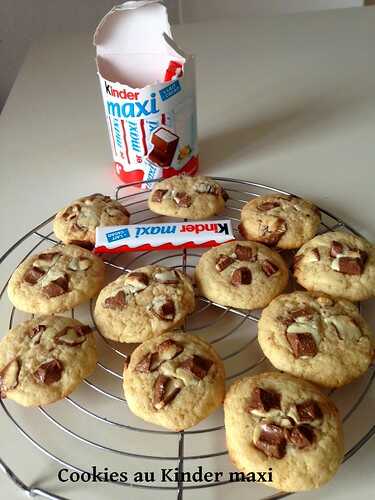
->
[0,0,364,111]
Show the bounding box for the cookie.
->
[240,194,321,249]
[123,332,225,430]
[224,371,344,492]
[258,291,374,387]
[195,241,288,309]
[94,265,195,343]
[148,174,228,219]
[0,316,97,406]
[53,193,129,248]
[294,231,375,301]
[8,244,105,314]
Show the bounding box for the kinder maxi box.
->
[94,0,199,187]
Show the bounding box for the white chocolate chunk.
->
[325,315,362,341]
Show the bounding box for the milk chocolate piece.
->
[261,259,279,277]
[287,425,315,448]
[34,359,63,385]
[135,352,160,373]
[153,374,182,409]
[296,400,322,422]
[254,424,287,459]
[0,359,20,397]
[330,241,344,257]
[312,248,320,261]
[174,192,192,208]
[152,297,175,320]
[154,270,179,284]
[152,189,168,203]
[261,217,287,245]
[258,201,280,211]
[231,267,252,286]
[127,272,149,291]
[286,332,318,358]
[179,355,213,379]
[24,267,45,284]
[28,324,47,344]
[338,257,365,275]
[38,252,60,262]
[149,127,179,167]
[290,307,316,321]
[158,339,183,360]
[104,290,127,309]
[234,244,256,261]
[215,255,235,271]
[55,326,90,346]
[246,387,281,413]
[43,274,69,298]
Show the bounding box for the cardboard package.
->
[94,0,199,187]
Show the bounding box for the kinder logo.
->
[180,223,229,235]
[105,82,160,118]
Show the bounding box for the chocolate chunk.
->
[153,374,182,410]
[254,423,287,459]
[260,217,287,245]
[135,352,159,373]
[289,307,316,321]
[103,290,127,309]
[0,359,20,398]
[231,267,252,286]
[174,192,192,208]
[312,248,320,261]
[42,274,69,298]
[215,254,235,272]
[261,259,279,277]
[24,266,45,284]
[55,326,90,346]
[152,189,168,203]
[296,400,322,422]
[34,359,63,385]
[151,297,175,320]
[38,252,60,262]
[337,257,364,275]
[127,272,149,291]
[158,339,184,360]
[154,270,179,284]
[28,324,47,344]
[62,204,80,220]
[330,241,344,257]
[258,201,280,211]
[234,244,256,261]
[179,355,213,379]
[286,332,318,358]
[246,387,281,413]
[287,425,315,448]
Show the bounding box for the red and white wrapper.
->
[94,220,234,254]
[94,0,198,188]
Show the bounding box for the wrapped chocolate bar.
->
[94,0,199,187]
[94,220,234,254]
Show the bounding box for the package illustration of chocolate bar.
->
[94,220,234,254]
[148,127,179,167]
[94,0,199,188]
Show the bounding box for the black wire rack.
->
[0,177,374,500]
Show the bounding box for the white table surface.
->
[0,6,374,500]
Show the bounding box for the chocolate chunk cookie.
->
[94,265,195,343]
[148,174,228,219]
[123,332,225,430]
[195,241,288,309]
[293,231,375,301]
[258,291,374,387]
[8,245,105,314]
[224,372,344,492]
[240,194,321,249]
[0,316,97,406]
[53,193,129,248]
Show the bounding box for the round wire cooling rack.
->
[0,177,374,500]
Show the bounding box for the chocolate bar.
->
[94,220,234,254]
[148,127,179,167]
